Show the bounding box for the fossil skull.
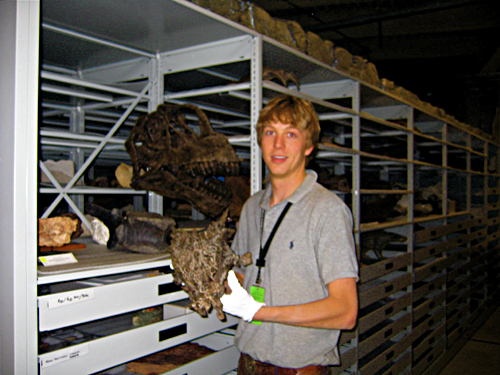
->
[125,103,240,217]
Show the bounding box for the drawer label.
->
[40,344,89,368]
[48,289,95,309]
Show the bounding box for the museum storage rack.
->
[2,0,500,374]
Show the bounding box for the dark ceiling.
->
[251,0,500,135]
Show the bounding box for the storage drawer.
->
[447,312,469,346]
[487,232,499,243]
[339,330,356,346]
[414,242,448,263]
[359,334,412,375]
[447,303,469,330]
[447,247,472,267]
[414,218,478,244]
[38,273,186,331]
[359,293,411,334]
[164,344,239,375]
[331,347,357,375]
[447,261,470,283]
[414,257,447,283]
[487,217,499,226]
[446,289,470,312]
[470,239,488,253]
[360,253,412,284]
[380,351,411,375]
[447,274,472,297]
[359,313,411,358]
[413,291,446,322]
[38,306,239,375]
[133,332,240,375]
[412,338,446,375]
[413,322,446,360]
[412,307,445,342]
[413,274,446,302]
[359,273,412,309]
[488,202,499,211]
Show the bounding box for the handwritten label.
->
[40,344,89,368]
[39,253,78,266]
[48,289,94,309]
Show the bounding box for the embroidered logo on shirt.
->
[290,241,294,249]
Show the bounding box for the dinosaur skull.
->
[125,103,240,217]
[168,213,252,320]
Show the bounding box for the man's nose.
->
[274,134,284,148]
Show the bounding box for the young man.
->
[221,95,359,374]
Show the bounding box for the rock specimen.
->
[38,216,79,247]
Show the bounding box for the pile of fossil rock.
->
[188,0,494,143]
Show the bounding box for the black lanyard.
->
[255,202,292,284]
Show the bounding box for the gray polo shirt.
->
[232,170,359,368]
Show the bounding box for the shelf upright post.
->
[0,1,40,374]
[69,95,85,213]
[250,36,263,195]
[442,124,449,218]
[466,132,472,215]
[351,80,361,375]
[147,55,164,214]
[351,81,361,251]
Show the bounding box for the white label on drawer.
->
[48,289,95,309]
[39,253,78,266]
[40,344,89,368]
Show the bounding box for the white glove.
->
[221,271,265,322]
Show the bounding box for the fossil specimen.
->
[168,214,252,320]
[85,203,175,254]
[38,216,79,247]
[125,103,240,218]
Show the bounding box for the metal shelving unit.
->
[1,1,500,374]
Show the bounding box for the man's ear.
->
[305,145,315,156]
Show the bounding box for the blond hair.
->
[256,95,320,150]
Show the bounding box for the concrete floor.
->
[438,307,500,375]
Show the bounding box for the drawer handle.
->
[385,306,394,316]
[428,354,434,363]
[429,337,435,345]
[431,230,437,236]
[431,266,437,272]
[158,283,183,296]
[429,302,436,309]
[430,248,436,255]
[384,328,393,338]
[386,351,395,361]
[385,285,394,293]
[159,323,187,342]
[385,263,394,270]
[428,319,435,327]
[458,224,463,229]
[428,284,435,291]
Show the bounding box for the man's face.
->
[260,121,314,182]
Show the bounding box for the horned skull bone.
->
[125,103,240,217]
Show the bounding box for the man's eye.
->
[288,132,297,138]
[265,130,274,136]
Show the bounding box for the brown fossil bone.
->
[262,67,300,90]
[85,203,175,254]
[168,213,252,320]
[125,103,240,218]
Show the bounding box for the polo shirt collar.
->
[259,170,318,210]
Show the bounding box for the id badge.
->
[250,285,265,325]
